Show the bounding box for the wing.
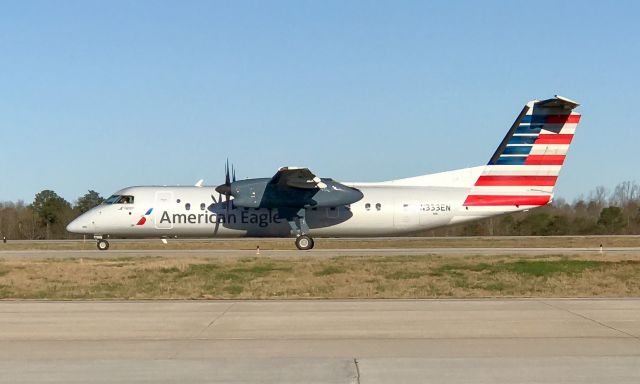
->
[269,167,327,189]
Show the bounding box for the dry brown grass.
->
[0,253,638,299]
[2,235,640,251]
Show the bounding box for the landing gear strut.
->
[281,208,315,251]
[295,235,314,250]
[97,239,110,251]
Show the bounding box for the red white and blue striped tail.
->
[464,95,581,208]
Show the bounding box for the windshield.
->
[103,195,134,204]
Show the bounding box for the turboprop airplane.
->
[67,95,581,251]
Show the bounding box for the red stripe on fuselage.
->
[524,155,566,165]
[545,114,581,124]
[535,134,574,144]
[475,176,558,186]
[464,195,551,206]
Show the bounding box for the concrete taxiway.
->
[1,299,639,383]
[2,247,640,259]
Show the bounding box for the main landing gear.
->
[295,234,314,250]
[96,239,110,251]
[282,208,315,250]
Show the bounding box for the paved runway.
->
[1,299,639,383]
[2,247,640,259]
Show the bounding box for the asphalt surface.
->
[1,247,639,258]
[1,299,639,383]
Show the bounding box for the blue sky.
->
[1,1,638,203]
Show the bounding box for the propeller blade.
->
[213,159,234,221]
[232,164,236,182]
[211,193,223,236]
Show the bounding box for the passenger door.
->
[154,191,174,229]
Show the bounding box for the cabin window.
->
[376,203,381,211]
[185,203,191,211]
[200,203,206,211]
[176,199,181,203]
[365,203,371,211]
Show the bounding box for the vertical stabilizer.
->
[464,95,581,208]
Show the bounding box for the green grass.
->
[1,255,639,299]
[432,259,607,278]
[214,271,243,282]
[223,285,244,294]
[502,259,606,277]
[385,271,429,280]
[314,266,346,276]
[230,264,292,276]
[481,281,511,292]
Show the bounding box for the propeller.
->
[215,160,232,196]
[211,194,222,235]
[213,160,236,234]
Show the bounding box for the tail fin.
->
[464,95,581,207]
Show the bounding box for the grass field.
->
[0,253,638,299]
[2,235,640,251]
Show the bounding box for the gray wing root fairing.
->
[269,167,326,189]
[217,167,364,209]
[212,164,363,238]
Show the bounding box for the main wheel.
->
[97,239,110,251]
[295,235,314,250]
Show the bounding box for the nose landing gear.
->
[96,239,110,251]
[93,235,109,251]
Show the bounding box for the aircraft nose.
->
[66,218,81,233]
[66,215,90,234]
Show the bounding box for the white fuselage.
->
[67,166,533,238]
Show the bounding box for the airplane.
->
[67,95,581,251]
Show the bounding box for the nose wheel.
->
[295,235,314,250]
[97,239,110,251]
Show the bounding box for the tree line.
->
[2,182,640,240]
[426,181,640,237]
[0,190,103,240]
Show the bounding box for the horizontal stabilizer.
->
[535,95,580,110]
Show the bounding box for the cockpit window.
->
[119,195,134,204]
[104,195,135,204]
[104,195,120,204]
